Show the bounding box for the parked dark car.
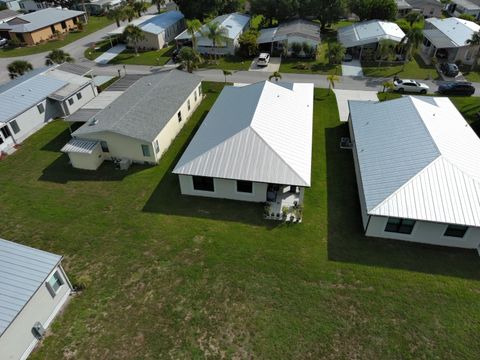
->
[437,82,475,96]
[440,63,459,77]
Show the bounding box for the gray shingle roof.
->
[73,70,201,142]
[0,8,84,33]
[0,238,62,336]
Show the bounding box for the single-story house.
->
[396,0,413,18]
[74,0,124,16]
[0,0,51,12]
[338,20,406,59]
[0,8,86,45]
[0,238,72,360]
[446,0,480,21]
[0,64,97,155]
[348,95,480,250]
[62,70,202,170]
[173,81,313,220]
[421,17,480,65]
[0,9,18,24]
[175,12,251,56]
[108,11,185,50]
[396,0,443,18]
[257,19,321,56]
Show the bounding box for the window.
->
[141,144,151,157]
[187,99,191,111]
[237,180,253,193]
[155,140,159,153]
[423,38,431,47]
[0,125,11,139]
[444,225,468,238]
[177,111,182,122]
[37,103,45,114]
[385,217,416,234]
[76,92,82,100]
[46,271,63,297]
[194,91,197,102]
[0,136,3,145]
[193,176,214,192]
[198,86,202,96]
[9,120,20,134]
[68,98,74,106]
[100,141,109,153]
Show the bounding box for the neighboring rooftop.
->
[108,11,184,36]
[173,81,314,187]
[0,238,62,336]
[349,96,480,227]
[0,9,18,22]
[424,17,480,48]
[338,20,405,47]
[451,0,480,11]
[257,19,321,44]
[395,0,412,10]
[0,8,85,33]
[73,70,201,142]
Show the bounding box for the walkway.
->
[341,60,363,77]
[94,44,126,64]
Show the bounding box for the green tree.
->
[382,80,394,93]
[123,5,136,22]
[107,7,126,27]
[45,49,73,65]
[200,21,229,61]
[405,11,423,27]
[175,0,245,20]
[269,71,282,81]
[238,30,259,57]
[326,42,346,64]
[349,0,397,21]
[326,74,339,93]
[222,69,232,83]
[250,0,299,25]
[376,39,396,66]
[133,1,149,17]
[402,27,423,63]
[178,47,203,72]
[123,24,145,56]
[7,60,33,79]
[186,19,202,49]
[466,31,480,70]
[459,13,476,21]
[302,0,345,31]
[152,0,166,12]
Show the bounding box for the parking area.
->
[249,57,281,72]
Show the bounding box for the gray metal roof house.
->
[62,70,203,170]
[0,238,72,360]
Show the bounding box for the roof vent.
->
[32,322,45,340]
[88,118,98,126]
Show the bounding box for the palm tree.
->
[7,60,33,79]
[326,42,346,65]
[45,49,73,65]
[466,31,480,70]
[200,21,228,61]
[152,0,165,12]
[401,27,423,68]
[326,74,339,94]
[222,69,232,83]
[405,12,423,28]
[186,19,202,49]
[376,40,396,67]
[123,5,136,22]
[107,7,126,28]
[382,81,394,93]
[123,25,145,56]
[269,71,282,82]
[178,47,202,73]
[133,1,149,17]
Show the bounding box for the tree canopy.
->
[175,0,245,20]
[349,0,397,21]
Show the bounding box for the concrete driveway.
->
[333,89,379,122]
[341,60,363,77]
[249,57,281,72]
[94,44,126,64]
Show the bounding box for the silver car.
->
[393,79,429,94]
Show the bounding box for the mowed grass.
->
[109,45,175,66]
[0,16,114,58]
[199,55,252,71]
[1,83,480,359]
[362,53,439,80]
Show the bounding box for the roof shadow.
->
[325,123,480,280]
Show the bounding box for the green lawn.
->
[1,83,480,359]
[362,54,439,80]
[0,16,114,58]
[84,39,111,61]
[109,45,174,66]
[199,55,252,71]
[462,69,480,82]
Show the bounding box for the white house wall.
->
[63,83,97,116]
[0,265,71,360]
[134,19,185,50]
[178,175,269,202]
[365,215,480,249]
[67,144,104,170]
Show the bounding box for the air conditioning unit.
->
[32,322,46,340]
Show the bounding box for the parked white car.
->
[0,38,7,48]
[393,79,429,94]
[257,53,270,67]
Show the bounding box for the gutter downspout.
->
[365,214,372,236]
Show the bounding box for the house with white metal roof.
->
[0,8,86,45]
[338,20,405,59]
[62,70,202,170]
[446,0,480,21]
[175,13,251,55]
[421,17,480,65]
[173,80,313,220]
[257,19,321,56]
[0,238,72,360]
[348,96,480,250]
[0,64,97,155]
[108,11,185,50]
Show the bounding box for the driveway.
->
[249,57,281,72]
[341,60,363,77]
[333,89,379,122]
[94,44,126,64]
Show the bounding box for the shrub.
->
[289,42,302,57]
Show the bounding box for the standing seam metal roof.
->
[338,20,405,48]
[0,238,62,336]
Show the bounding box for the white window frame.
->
[45,270,64,297]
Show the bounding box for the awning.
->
[61,139,99,154]
[423,29,457,49]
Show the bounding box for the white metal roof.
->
[108,11,184,36]
[173,81,313,187]
[0,238,62,336]
[61,138,99,154]
[424,17,480,47]
[338,20,405,48]
[257,19,321,44]
[349,96,480,227]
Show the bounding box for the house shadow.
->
[142,110,277,228]
[41,122,82,152]
[325,123,480,280]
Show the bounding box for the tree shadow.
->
[325,123,480,280]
